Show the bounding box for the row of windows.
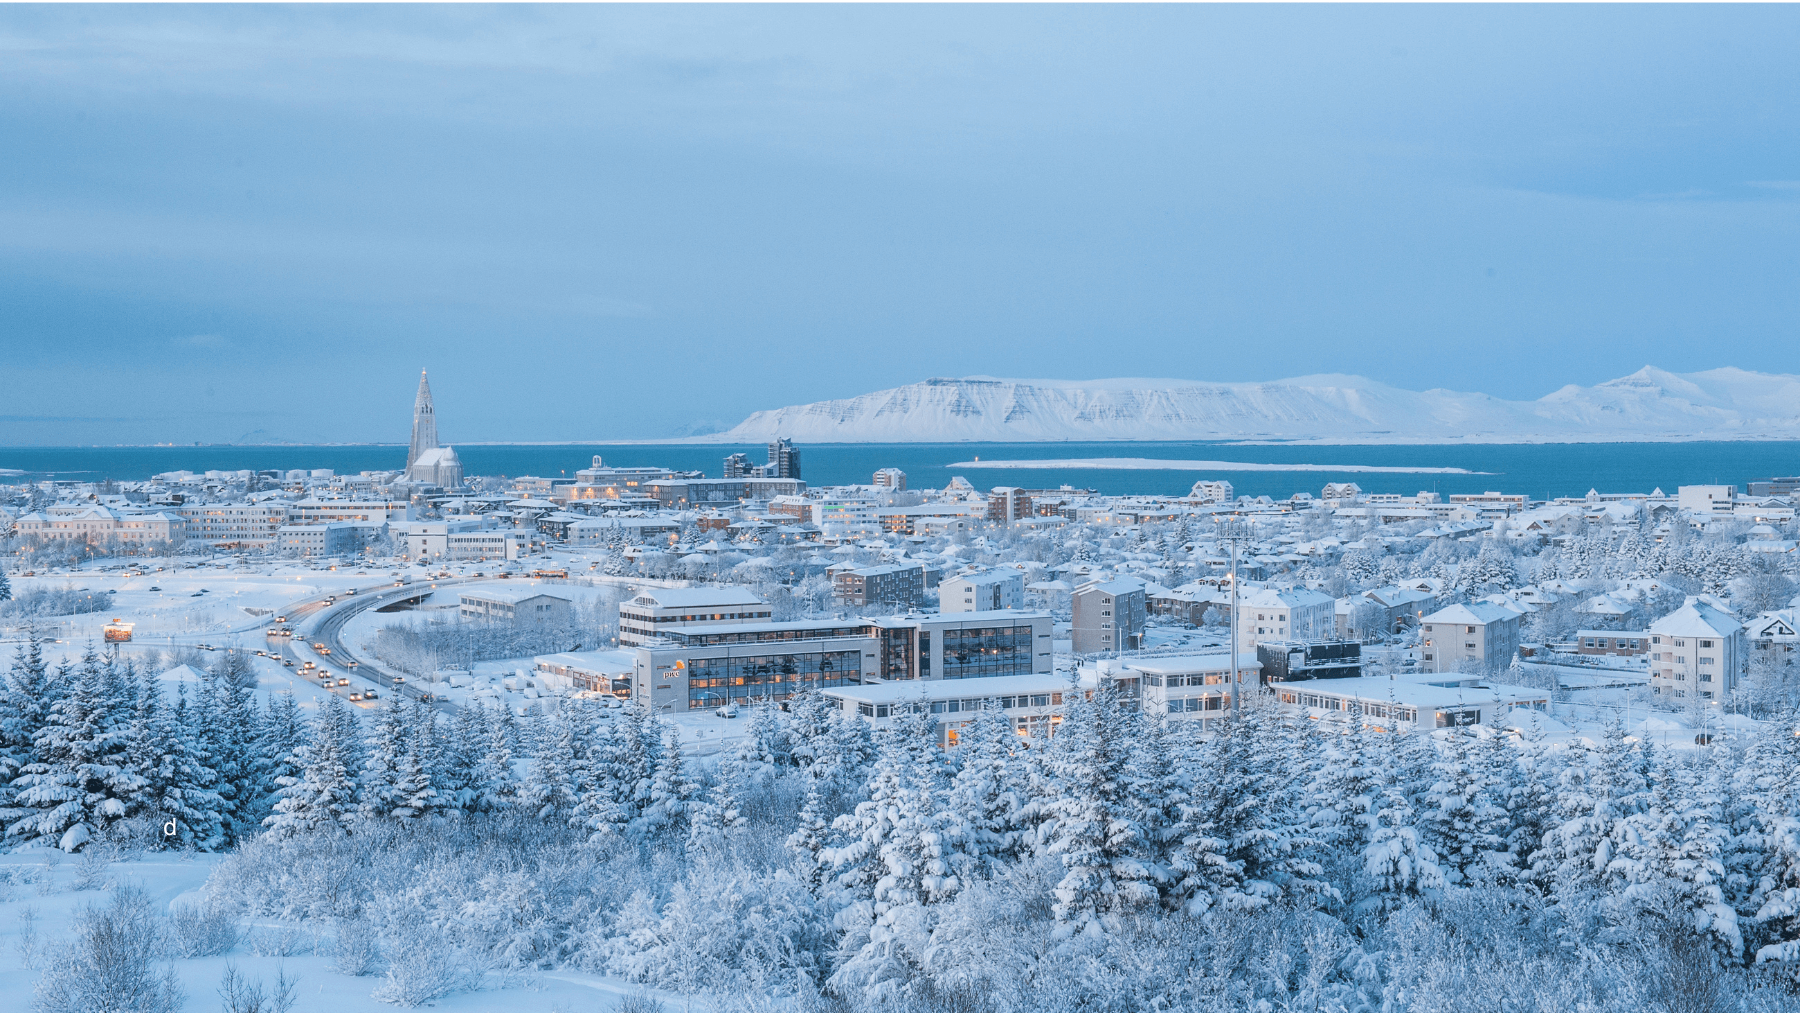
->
[1277,691,1418,722]
[1165,696,1226,712]
[1140,672,1227,687]
[940,627,1035,679]
[685,651,861,703]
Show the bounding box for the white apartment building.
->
[446,529,528,561]
[177,502,289,547]
[1189,479,1235,502]
[1234,587,1335,652]
[1648,599,1748,701]
[287,499,405,524]
[1090,653,1263,730]
[939,569,1025,613]
[1420,601,1522,675]
[617,588,771,646]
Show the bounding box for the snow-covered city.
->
[6,6,1800,1013]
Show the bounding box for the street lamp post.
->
[1215,517,1252,719]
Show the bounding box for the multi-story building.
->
[823,674,1070,746]
[1254,640,1362,682]
[627,609,1055,713]
[617,588,771,646]
[276,522,361,557]
[459,588,573,624]
[1447,491,1528,516]
[287,499,405,524]
[834,563,927,609]
[1574,630,1650,657]
[1648,599,1748,701]
[177,502,289,548]
[567,517,682,546]
[1189,479,1235,502]
[13,508,185,546]
[1234,587,1335,652]
[1072,577,1147,654]
[1093,653,1263,729]
[767,438,802,480]
[873,468,907,491]
[1420,602,1523,675]
[1677,485,1738,515]
[939,568,1025,613]
[446,529,529,561]
[987,487,1033,524]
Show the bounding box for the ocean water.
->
[3,442,1797,501]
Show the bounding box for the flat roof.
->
[1120,652,1261,675]
[459,587,572,605]
[822,673,1070,704]
[627,588,766,608]
[1279,676,1548,709]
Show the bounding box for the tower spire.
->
[408,369,438,469]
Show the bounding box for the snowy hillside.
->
[707,367,1800,443]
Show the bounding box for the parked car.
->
[716,705,740,719]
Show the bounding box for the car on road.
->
[337,678,350,686]
[364,689,378,700]
[274,615,286,623]
[283,660,295,667]
[348,692,362,701]
[313,642,326,651]
[391,675,404,683]
[320,648,332,656]
[346,660,358,669]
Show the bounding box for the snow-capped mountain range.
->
[705,367,1800,444]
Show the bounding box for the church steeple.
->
[408,369,438,469]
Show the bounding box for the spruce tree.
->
[133,679,226,850]
[265,696,358,837]
[946,702,1026,873]
[518,705,580,823]
[3,647,143,851]
[1042,681,1156,936]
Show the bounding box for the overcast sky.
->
[2,5,1798,446]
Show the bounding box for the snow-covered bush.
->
[32,888,185,1013]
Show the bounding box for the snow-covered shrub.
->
[333,918,382,976]
[33,887,184,1013]
[369,923,482,1007]
[168,900,241,957]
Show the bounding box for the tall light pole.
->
[1215,516,1252,719]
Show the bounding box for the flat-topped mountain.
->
[701,367,1800,444]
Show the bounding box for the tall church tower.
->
[408,370,438,471]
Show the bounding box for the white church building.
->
[405,370,464,487]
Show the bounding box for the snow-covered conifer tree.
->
[1041,680,1156,936]
[4,647,142,851]
[265,696,358,837]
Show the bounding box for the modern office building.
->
[627,609,1055,712]
[617,587,771,646]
